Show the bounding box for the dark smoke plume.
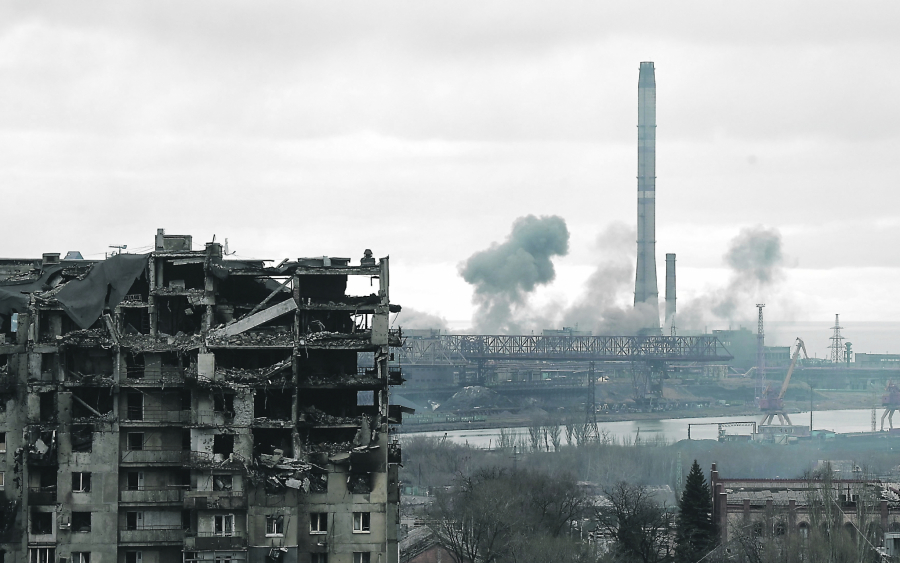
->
[460,215,569,333]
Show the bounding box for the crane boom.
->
[778,338,808,400]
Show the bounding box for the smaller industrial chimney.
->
[665,253,676,334]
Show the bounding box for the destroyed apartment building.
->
[0,230,407,563]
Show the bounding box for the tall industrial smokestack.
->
[634,61,660,331]
[665,253,676,334]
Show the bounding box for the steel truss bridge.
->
[398,334,731,364]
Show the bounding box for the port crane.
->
[759,337,808,425]
[881,381,900,431]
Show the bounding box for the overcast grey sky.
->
[2,2,899,351]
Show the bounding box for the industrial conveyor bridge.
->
[398,334,731,364]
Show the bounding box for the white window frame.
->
[125,551,142,563]
[0,471,5,489]
[72,552,90,563]
[73,472,91,493]
[352,512,370,533]
[127,471,144,491]
[29,548,55,563]
[126,511,144,530]
[310,512,327,534]
[266,515,284,537]
[214,514,235,537]
[352,553,370,563]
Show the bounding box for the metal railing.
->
[399,334,732,363]
[120,448,186,464]
[28,487,57,504]
[119,527,184,543]
[125,366,187,381]
[125,407,190,423]
[191,410,234,425]
[120,488,185,503]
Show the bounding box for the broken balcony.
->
[183,532,247,551]
[27,487,57,505]
[183,491,247,510]
[123,406,190,426]
[120,447,186,466]
[119,487,186,505]
[118,526,185,545]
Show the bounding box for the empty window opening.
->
[125,552,142,563]
[348,474,372,494]
[0,433,5,454]
[298,388,360,419]
[122,308,150,335]
[71,425,93,453]
[126,472,144,491]
[213,393,235,416]
[266,515,284,536]
[72,388,113,419]
[214,514,234,536]
[212,434,234,456]
[310,470,327,493]
[72,511,91,532]
[39,392,56,423]
[72,472,91,493]
[356,391,374,406]
[65,349,114,379]
[30,512,52,534]
[213,475,233,491]
[127,433,145,451]
[251,429,293,458]
[310,555,327,563]
[352,512,370,533]
[71,553,90,563]
[254,390,292,420]
[310,513,327,534]
[126,393,143,420]
[157,296,200,336]
[181,390,192,410]
[126,511,143,530]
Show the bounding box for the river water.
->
[403,408,879,448]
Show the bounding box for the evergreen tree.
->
[674,460,717,563]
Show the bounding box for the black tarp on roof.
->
[0,264,65,317]
[56,253,149,329]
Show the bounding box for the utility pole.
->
[829,314,845,364]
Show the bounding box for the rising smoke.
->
[460,219,786,335]
[678,225,785,328]
[561,222,660,335]
[459,214,569,333]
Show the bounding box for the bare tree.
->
[547,419,563,452]
[598,481,674,563]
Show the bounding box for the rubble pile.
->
[120,332,201,354]
[209,327,293,347]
